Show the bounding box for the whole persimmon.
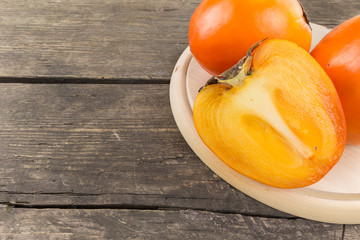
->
[189,0,312,76]
[193,39,346,188]
[311,15,360,145]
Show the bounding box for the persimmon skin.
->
[189,0,312,76]
[311,15,360,145]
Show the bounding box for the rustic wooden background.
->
[0,0,359,239]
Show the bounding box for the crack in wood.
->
[0,191,102,196]
[0,202,301,221]
[0,77,170,84]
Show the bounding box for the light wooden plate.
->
[170,23,360,224]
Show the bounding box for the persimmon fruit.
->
[193,39,346,188]
[311,15,360,145]
[189,0,312,76]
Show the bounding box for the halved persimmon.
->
[193,39,346,188]
[311,15,360,145]
[189,0,312,76]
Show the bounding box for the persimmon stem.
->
[199,39,267,91]
[217,56,252,87]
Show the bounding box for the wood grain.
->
[0,83,292,217]
[0,206,344,239]
[0,0,196,81]
[0,0,358,81]
[0,0,358,237]
[344,225,360,240]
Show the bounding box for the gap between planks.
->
[0,202,349,240]
[0,202,301,220]
[0,77,170,84]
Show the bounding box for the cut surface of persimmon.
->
[193,39,346,188]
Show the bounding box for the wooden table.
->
[0,0,358,239]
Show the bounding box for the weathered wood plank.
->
[0,0,196,81]
[0,206,344,240]
[344,225,360,240]
[301,0,360,27]
[0,83,291,217]
[0,0,358,81]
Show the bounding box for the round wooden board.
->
[169,23,360,224]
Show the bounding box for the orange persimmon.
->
[189,0,312,76]
[311,15,360,145]
[193,39,346,188]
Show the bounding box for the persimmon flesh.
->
[189,0,312,76]
[311,15,360,145]
[193,39,346,188]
